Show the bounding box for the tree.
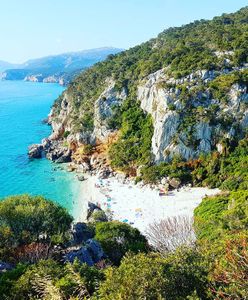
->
[95,221,147,265]
[0,195,73,259]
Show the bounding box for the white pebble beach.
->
[73,175,220,235]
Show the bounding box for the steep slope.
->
[1,47,123,85]
[36,7,247,175]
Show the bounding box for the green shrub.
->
[63,131,70,138]
[90,210,108,223]
[95,221,147,265]
[97,249,209,300]
[0,259,103,299]
[194,190,248,241]
[0,195,73,258]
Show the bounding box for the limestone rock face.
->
[138,67,248,162]
[37,65,247,165]
[48,80,127,147]
[48,92,72,140]
[93,79,127,142]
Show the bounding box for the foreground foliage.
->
[97,250,209,300]
[0,187,247,299]
[194,190,248,241]
[0,195,73,261]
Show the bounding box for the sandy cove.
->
[73,174,220,235]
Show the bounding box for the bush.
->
[0,195,73,259]
[194,190,248,242]
[95,221,148,265]
[210,234,248,299]
[89,210,108,223]
[63,131,70,138]
[0,259,103,299]
[97,253,166,299]
[97,249,209,300]
[141,156,192,184]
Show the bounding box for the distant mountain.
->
[0,60,18,72]
[0,47,123,85]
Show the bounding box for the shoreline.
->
[73,173,220,235]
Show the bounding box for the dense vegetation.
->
[95,221,147,265]
[0,195,73,261]
[140,136,248,191]
[108,97,154,174]
[0,192,246,299]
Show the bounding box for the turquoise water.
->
[0,80,80,214]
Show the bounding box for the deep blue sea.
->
[0,80,80,215]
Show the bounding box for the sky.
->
[0,0,247,63]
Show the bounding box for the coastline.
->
[73,173,220,234]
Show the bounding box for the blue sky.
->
[1,0,247,63]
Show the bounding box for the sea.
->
[0,80,81,216]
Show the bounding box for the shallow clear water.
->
[0,80,80,215]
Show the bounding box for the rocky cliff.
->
[138,66,248,161]
[29,7,248,176]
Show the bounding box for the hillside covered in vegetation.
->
[40,6,248,181]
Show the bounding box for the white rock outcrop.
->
[93,79,127,142]
[137,68,248,162]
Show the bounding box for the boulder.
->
[168,177,181,189]
[77,175,86,181]
[64,239,106,266]
[87,202,102,220]
[81,161,91,172]
[116,172,127,183]
[55,149,72,163]
[71,222,94,244]
[86,239,105,262]
[28,144,43,158]
[67,164,77,172]
[160,177,169,185]
[0,261,14,273]
[97,167,112,179]
[65,247,95,266]
[41,138,51,150]
[136,165,144,177]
